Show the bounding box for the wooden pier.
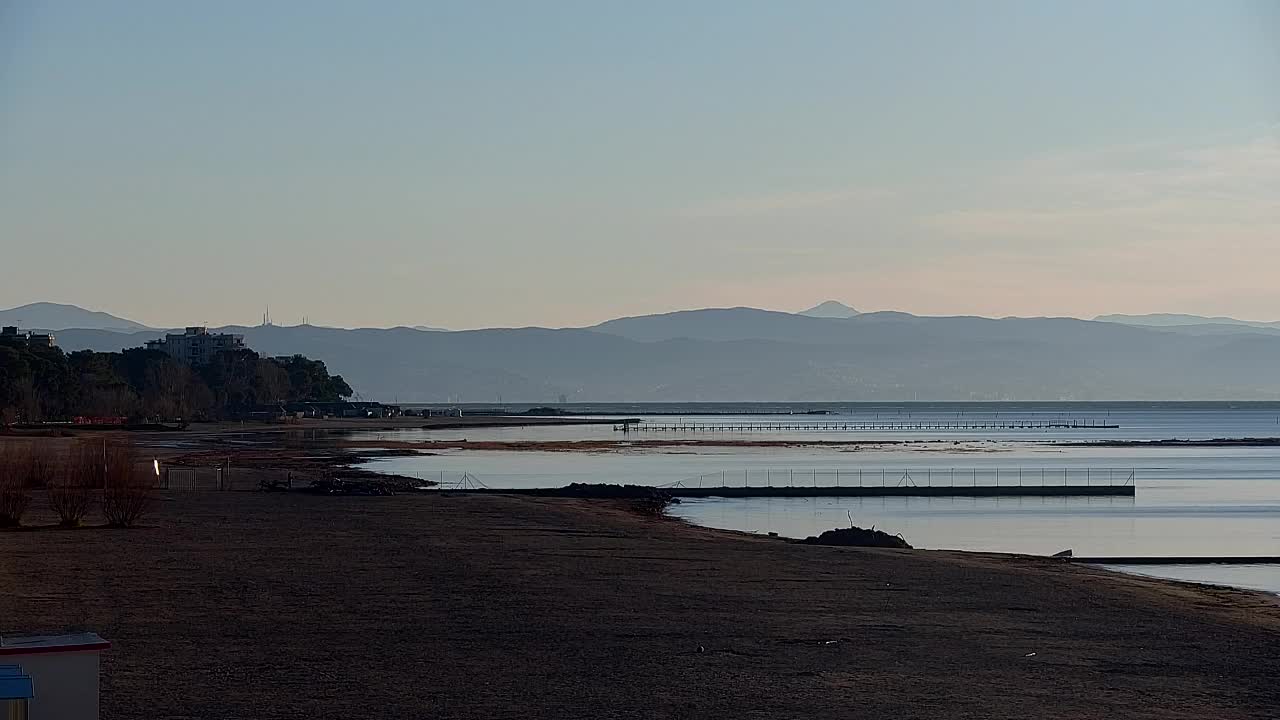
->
[615,419,1119,432]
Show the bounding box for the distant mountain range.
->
[35,303,1280,402]
[0,302,154,332]
[1096,313,1280,332]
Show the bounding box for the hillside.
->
[0,302,152,331]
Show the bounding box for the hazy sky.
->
[2,1,1277,329]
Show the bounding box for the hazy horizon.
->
[3,2,1278,329]
[7,298,1280,332]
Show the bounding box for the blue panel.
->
[0,666,33,700]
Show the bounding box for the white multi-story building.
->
[145,326,245,366]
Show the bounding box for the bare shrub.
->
[0,444,31,527]
[50,440,103,527]
[101,441,157,528]
[24,443,57,488]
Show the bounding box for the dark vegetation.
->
[0,438,157,528]
[0,340,351,423]
[303,478,400,496]
[100,442,157,527]
[556,483,678,514]
[797,526,913,549]
[521,406,574,416]
[0,443,38,526]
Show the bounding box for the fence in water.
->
[664,467,1136,489]
[615,419,1119,432]
[413,467,1135,497]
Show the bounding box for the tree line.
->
[0,341,353,423]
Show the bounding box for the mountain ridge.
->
[1096,313,1280,330]
[0,302,154,332]
[17,302,1280,402]
[48,310,1280,402]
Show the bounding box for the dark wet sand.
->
[2,492,1278,719]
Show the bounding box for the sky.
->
[1,1,1278,329]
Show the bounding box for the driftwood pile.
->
[797,526,912,549]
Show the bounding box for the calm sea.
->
[361,403,1280,593]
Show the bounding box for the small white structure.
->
[0,633,110,720]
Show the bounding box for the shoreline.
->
[662,505,1280,603]
[3,491,1278,717]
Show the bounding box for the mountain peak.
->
[798,300,859,319]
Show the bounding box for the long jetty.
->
[615,419,1119,432]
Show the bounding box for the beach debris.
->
[303,478,397,496]
[796,526,913,549]
[1052,549,1073,558]
[259,477,292,492]
[556,483,679,515]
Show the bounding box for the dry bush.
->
[101,441,157,528]
[0,443,31,527]
[24,443,57,488]
[49,440,104,527]
[0,443,58,527]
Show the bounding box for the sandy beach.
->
[3,488,1278,719]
